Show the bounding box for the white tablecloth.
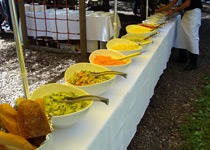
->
[25,10,121,42]
[42,15,181,150]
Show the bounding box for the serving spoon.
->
[143,32,159,41]
[117,52,140,60]
[150,21,167,31]
[139,40,153,45]
[63,95,109,105]
[90,71,127,78]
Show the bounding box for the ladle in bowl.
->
[90,71,127,78]
[143,32,159,41]
[150,21,168,31]
[63,95,109,105]
[139,40,153,45]
[117,52,140,60]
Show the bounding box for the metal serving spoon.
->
[143,32,159,41]
[150,21,167,31]
[90,71,127,78]
[63,95,109,105]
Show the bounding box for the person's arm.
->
[166,0,191,16]
[156,0,178,12]
[173,0,191,12]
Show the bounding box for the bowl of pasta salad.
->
[30,83,92,128]
[64,63,116,95]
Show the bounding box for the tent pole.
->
[113,0,118,38]
[146,0,148,19]
[9,0,30,99]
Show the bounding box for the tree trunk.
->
[79,0,87,58]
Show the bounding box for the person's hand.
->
[156,8,163,13]
[166,9,174,17]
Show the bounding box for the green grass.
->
[180,76,210,150]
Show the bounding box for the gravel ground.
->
[1,1,210,149]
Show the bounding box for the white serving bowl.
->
[139,23,161,33]
[126,24,157,37]
[89,49,131,72]
[154,12,166,17]
[142,20,159,26]
[147,17,166,24]
[106,38,142,56]
[64,63,116,95]
[30,83,92,128]
[148,14,167,20]
[121,34,153,51]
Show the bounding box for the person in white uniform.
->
[156,0,202,71]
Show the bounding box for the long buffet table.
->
[43,15,181,150]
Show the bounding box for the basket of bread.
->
[0,98,52,150]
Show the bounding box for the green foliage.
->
[180,76,210,150]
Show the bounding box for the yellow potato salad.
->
[127,38,143,43]
[111,44,140,51]
[128,26,151,34]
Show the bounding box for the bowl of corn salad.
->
[89,49,131,72]
[106,38,143,56]
[126,24,157,37]
[64,63,116,95]
[121,34,153,51]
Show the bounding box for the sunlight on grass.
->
[180,75,210,150]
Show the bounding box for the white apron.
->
[174,8,201,55]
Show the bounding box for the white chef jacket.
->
[174,8,201,54]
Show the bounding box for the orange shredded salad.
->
[93,55,127,66]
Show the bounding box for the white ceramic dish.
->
[147,18,165,24]
[30,83,92,128]
[106,38,143,56]
[89,49,131,72]
[142,20,159,26]
[64,63,116,95]
[121,34,153,51]
[126,24,157,37]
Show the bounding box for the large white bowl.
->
[89,49,131,72]
[121,34,153,51]
[126,24,157,37]
[148,15,167,21]
[30,83,92,128]
[142,19,159,26]
[147,17,166,24]
[64,63,116,95]
[106,38,142,56]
